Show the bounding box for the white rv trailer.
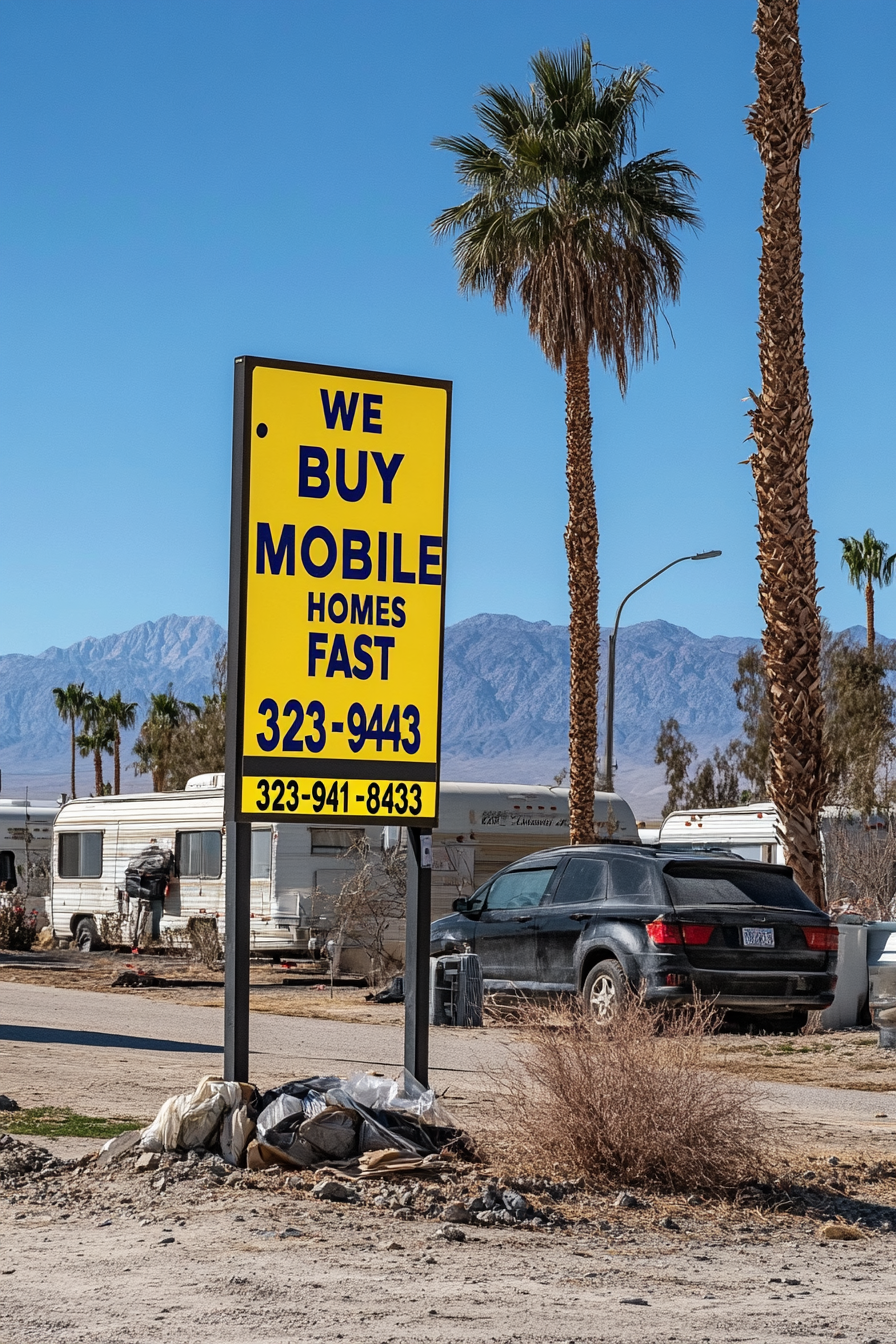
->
[0,796,59,924]
[49,778,638,965]
[658,804,783,863]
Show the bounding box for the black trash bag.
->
[254,1076,342,1120]
[325,1086,461,1158]
[124,845,175,901]
[365,975,404,1004]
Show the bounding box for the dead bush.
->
[489,996,768,1192]
[99,911,124,947]
[187,917,221,969]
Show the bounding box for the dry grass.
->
[487,996,769,1193]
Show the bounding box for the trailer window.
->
[251,829,272,879]
[177,830,222,879]
[0,851,17,888]
[58,832,103,879]
[310,828,365,854]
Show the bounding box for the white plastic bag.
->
[141,1076,243,1152]
[339,1070,458,1127]
[256,1093,306,1143]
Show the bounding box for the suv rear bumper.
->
[644,967,835,1010]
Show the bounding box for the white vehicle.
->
[50,777,637,964]
[0,795,59,924]
[658,804,784,864]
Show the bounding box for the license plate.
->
[742,927,775,948]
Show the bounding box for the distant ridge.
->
[0,615,225,795]
[1,612,879,811]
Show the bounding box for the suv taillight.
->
[802,925,839,951]
[681,923,715,945]
[646,920,715,946]
[646,919,682,944]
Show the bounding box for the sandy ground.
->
[3,1138,896,1344]
[5,972,896,1339]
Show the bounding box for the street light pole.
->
[601,551,722,793]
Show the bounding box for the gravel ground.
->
[2,1131,896,1344]
[5,972,896,1339]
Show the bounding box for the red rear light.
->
[802,925,839,951]
[646,919,683,945]
[680,923,715,945]
[647,920,715,946]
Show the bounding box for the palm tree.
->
[839,531,895,652]
[745,0,827,905]
[76,693,115,796]
[133,687,192,791]
[51,681,89,799]
[432,41,699,842]
[104,690,138,794]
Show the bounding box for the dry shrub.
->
[490,996,768,1192]
[99,911,124,947]
[187,917,221,969]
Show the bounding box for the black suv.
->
[430,844,838,1029]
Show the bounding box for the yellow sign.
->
[229,358,450,825]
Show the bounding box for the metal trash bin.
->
[429,953,483,1028]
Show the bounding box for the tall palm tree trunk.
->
[70,722,77,800]
[564,345,599,844]
[114,730,121,795]
[747,0,826,904]
[866,582,875,652]
[93,749,104,797]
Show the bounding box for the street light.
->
[601,550,722,793]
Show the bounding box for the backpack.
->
[124,846,174,902]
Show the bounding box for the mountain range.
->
[0,611,870,814]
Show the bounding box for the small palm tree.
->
[51,682,89,799]
[432,40,699,842]
[77,693,115,796]
[104,691,138,794]
[839,530,895,652]
[133,687,192,791]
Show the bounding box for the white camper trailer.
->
[0,796,59,925]
[658,804,784,863]
[49,777,637,967]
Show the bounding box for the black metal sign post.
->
[224,359,252,1083]
[404,826,432,1087]
[222,356,450,1085]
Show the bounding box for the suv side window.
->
[609,857,657,901]
[551,857,608,904]
[485,867,556,910]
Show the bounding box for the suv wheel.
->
[583,959,627,1022]
[74,917,101,952]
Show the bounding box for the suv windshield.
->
[663,862,818,913]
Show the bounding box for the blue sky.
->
[2,0,894,654]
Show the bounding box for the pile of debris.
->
[117,1070,473,1177]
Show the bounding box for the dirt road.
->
[4,981,896,1156]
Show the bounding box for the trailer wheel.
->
[74,917,101,952]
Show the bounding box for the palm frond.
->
[431,37,700,380]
